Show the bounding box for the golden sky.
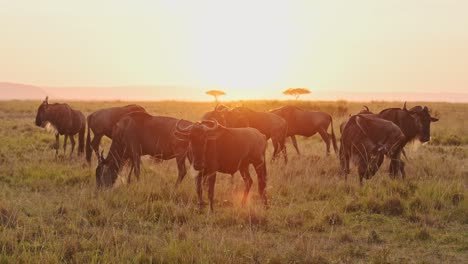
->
[1,0,467,100]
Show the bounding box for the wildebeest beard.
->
[44,122,58,133]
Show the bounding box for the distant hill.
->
[1,82,467,102]
[0,82,47,100]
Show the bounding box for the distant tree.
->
[206,90,226,102]
[283,88,311,100]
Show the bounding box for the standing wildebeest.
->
[202,106,288,162]
[35,97,86,158]
[270,105,337,155]
[378,102,439,175]
[340,114,405,185]
[95,112,192,187]
[174,120,268,211]
[86,104,147,162]
[379,102,439,143]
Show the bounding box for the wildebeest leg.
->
[388,158,397,178]
[54,133,60,158]
[175,156,187,186]
[63,135,68,155]
[291,136,301,155]
[399,160,406,179]
[279,136,288,163]
[229,174,235,197]
[69,135,76,159]
[358,162,366,186]
[390,157,406,179]
[91,134,103,158]
[318,128,331,155]
[339,146,350,181]
[127,163,134,184]
[207,173,217,212]
[271,139,279,161]
[133,157,141,181]
[196,172,205,209]
[239,165,253,207]
[389,156,404,179]
[254,161,268,208]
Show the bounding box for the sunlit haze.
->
[1,0,468,101]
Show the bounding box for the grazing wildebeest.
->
[202,106,288,162]
[95,112,192,188]
[174,120,268,211]
[340,114,405,185]
[35,97,86,158]
[270,105,337,155]
[86,104,147,162]
[378,102,439,175]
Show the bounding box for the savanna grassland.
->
[0,100,467,263]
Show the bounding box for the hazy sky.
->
[1,0,467,100]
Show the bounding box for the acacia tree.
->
[283,88,311,100]
[205,90,226,102]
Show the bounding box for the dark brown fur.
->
[202,106,288,162]
[175,120,268,211]
[35,97,86,158]
[378,102,438,175]
[340,114,405,185]
[86,105,147,162]
[96,112,192,188]
[270,105,337,155]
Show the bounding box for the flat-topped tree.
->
[206,90,226,102]
[283,88,311,100]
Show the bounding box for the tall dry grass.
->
[0,100,466,263]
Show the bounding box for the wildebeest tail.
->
[330,117,338,154]
[86,115,92,162]
[79,123,85,155]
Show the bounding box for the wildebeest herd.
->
[35,97,438,211]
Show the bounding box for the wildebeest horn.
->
[175,119,192,135]
[44,96,49,104]
[403,102,408,111]
[201,119,219,131]
[363,105,369,112]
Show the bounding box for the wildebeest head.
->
[202,104,229,126]
[175,119,220,171]
[403,102,439,142]
[95,150,118,188]
[35,96,49,127]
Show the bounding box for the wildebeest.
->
[174,120,268,211]
[86,104,147,162]
[378,102,439,175]
[95,112,192,188]
[270,105,337,155]
[202,106,288,162]
[340,114,405,185]
[35,97,86,158]
[379,102,439,143]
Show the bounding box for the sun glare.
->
[190,1,292,94]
